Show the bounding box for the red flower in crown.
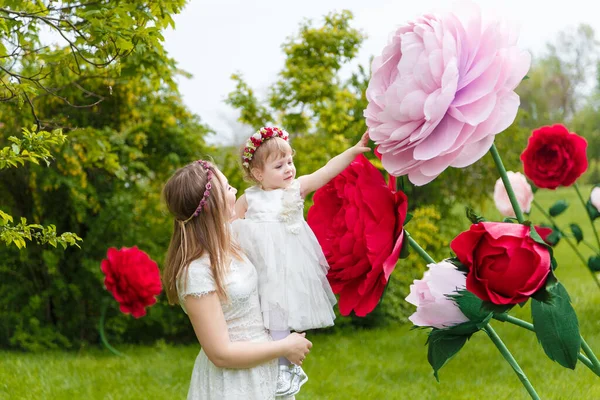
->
[242,126,290,168]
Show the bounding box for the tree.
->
[0,1,211,350]
[0,0,185,127]
[518,24,599,127]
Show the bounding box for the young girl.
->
[232,126,370,397]
[162,159,312,400]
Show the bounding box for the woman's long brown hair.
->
[162,161,242,304]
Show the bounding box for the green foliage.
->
[0,126,67,169]
[0,1,206,350]
[531,283,581,369]
[0,1,186,123]
[0,126,82,249]
[549,200,569,217]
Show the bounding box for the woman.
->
[162,159,312,399]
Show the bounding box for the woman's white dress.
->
[178,254,278,399]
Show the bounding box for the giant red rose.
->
[101,247,162,318]
[520,124,588,189]
[307,155,408,316]
[450,222,551,305]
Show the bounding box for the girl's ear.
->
[251,167,262,182]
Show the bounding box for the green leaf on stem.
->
[549,200,568,217]
[569,223,584,243]
[404,212,413,226]
[452,290,512,319]
[586,200,600,221]
[399,234,410,259]
[427,329,469,382]
[546,230,562,247]
[531,271,558,303]
[589,256,600,272]
[451,290,493,322]
[446,257,469,274]
[465,207,486,224]
[531,282,581,369]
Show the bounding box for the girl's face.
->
[256,151,296,190]
[215,169,238,219]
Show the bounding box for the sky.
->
[162,0,598,144]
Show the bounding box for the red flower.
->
[520,124,588,189]
[450,222,551,305]
[307,155,408,316]
[101,247,162,318]
[535,225,559,247]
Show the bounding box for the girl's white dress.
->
[178,254,278,400]
[232,179,336,331]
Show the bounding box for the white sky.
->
[162,0,595,144]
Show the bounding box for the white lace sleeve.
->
[178,259,216,299]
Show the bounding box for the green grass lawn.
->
[1,186,599,400]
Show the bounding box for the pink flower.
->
[364,2,531,185]
[591,187,600,213]
[405,261,469,329]
[493,171,533,217]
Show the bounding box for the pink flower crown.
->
[242,126,289,168]
[182,160,213,224]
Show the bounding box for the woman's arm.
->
[184,293,311,369]
[298,131,370,197]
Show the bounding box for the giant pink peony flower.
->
[365,2,531,185]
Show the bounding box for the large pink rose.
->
[307,155,408,317]
[365,2,531,185]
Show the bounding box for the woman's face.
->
[215,169,238,220]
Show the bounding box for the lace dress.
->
[177,254,278,399]
[231,179,336,331]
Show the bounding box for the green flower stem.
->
[405,231,436,264]
[582,337,600,375]
[493,314,598,374]
[482,324,540,399]
[574,183,600,250]
[581,239,600,254]
[99,300,124,357]
[532,200,600,291]
[489,143,525,223]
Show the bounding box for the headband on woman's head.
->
[181,160,213,224]
[242,126,289,168]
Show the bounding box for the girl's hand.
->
[352,130,371,154]
[282,332,312,366]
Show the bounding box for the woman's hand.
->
[282,332,312,365]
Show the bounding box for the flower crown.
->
[182,160,213,223]
[242,126,289,168]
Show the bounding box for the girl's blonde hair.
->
[240,136,293,183]
[162,160,242,304]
